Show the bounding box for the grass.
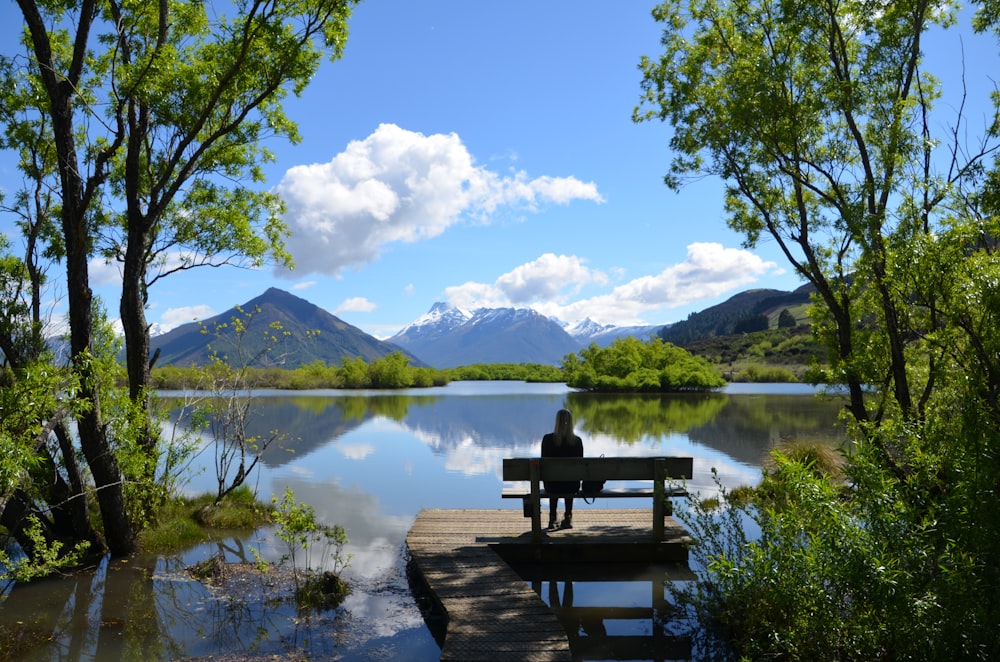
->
[139,486,272,553]
[765,437,846,480]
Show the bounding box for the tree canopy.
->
[0,0,358,562]
[637,0,1000,656]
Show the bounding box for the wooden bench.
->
[502,456,692,543]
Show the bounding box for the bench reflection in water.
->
[515,561,694,661]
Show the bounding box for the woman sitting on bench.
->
[541,409,583,530]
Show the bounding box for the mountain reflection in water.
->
[1,382,846,661]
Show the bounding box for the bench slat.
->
[501,487,688,498]
[502,456,692,481]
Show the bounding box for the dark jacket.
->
[541,433,583,494]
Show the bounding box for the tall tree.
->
[1,0,358,558]
[637,2,1000,655]
[635,0,995,430]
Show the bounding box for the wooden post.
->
[529,459,542,543]
[653,458,665,542]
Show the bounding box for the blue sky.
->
[2,2,998,339]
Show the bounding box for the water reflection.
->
[514,562,697,662]
[162,382,846,499]
[2,383,846,661]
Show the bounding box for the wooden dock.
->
[405,508,693,661]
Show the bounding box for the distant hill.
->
[150,288,423,368]
[659,284,815,345]
[390,304,583,368]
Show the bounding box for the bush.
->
[564,337,725,392]
[731,363,797,383]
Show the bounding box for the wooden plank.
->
[503,456,693,481]
[406,508,692,661]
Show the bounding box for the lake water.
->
[0,382,847,661]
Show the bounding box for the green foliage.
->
[682,326,824,379]
[0,517,90,593]
[660,288,812,344]
[154,358,572,390]
[562,337,725,392]
[732,314,768,334]
[445,362,564,382]
[186,306,295,503]
[0,0,361,562]
[730,364,797,383]
[0,361,71,495]
[270,488,351,611]
[366,351,410,388]
[338,355,370,388]
[777,308,797,328]
[639,1,1000,657]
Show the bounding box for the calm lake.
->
[1,381,847,661]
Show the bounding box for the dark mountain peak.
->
[151,288,423,368]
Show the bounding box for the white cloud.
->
[338,443,375,460]
[89,258,122,287]
[544,242,779,325]
[495,253,606,303]
[444,253,607,311]
[336,297,377,314]
[443,242,780,326]
[292,280,317,291]
[443,280,508,311]
[274,123,603,277]
[158,305,216,332]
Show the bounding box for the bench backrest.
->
[503,456,692,482]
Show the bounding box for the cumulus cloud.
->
[274,123,603,277]
[444,253,607,311]
[336,297,377,314]
[495,253,607,303]
[444,280,508,311]
[548,243,779,324]
[446,242,780,326]
[159,305,216,332]
[89,258,122,287]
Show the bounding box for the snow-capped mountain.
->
[564,317,665,346]
[390,303,582,368]
[391,304,667,368]
[563,317,611,338]
[391,301,472,342]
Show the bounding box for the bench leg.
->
[530,461,542,543]
[653,459,665,542]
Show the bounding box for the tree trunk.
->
[54,89,136,558]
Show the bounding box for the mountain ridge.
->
[150,287,423,369]
[145,284,813,370]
